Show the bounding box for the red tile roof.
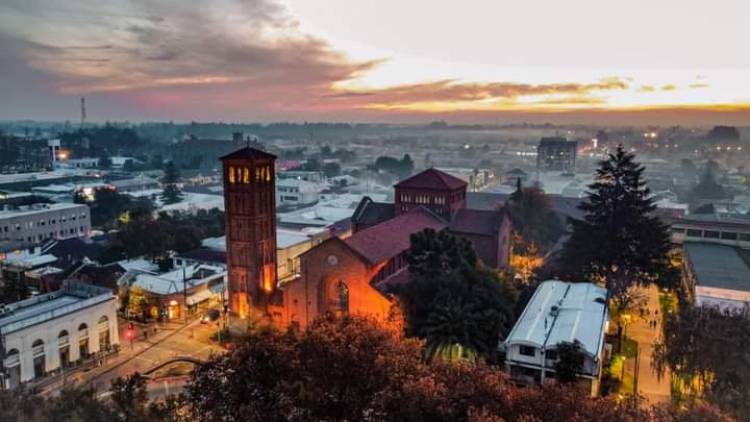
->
[345,207,447,264]
[449,208,507,236]
[395,168,467,190]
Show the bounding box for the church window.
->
[228,166,235,183]
[337,281,349,315]
[243,167,250,184]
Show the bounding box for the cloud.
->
[326,77,628,110]
[689,83,709,89]
[637,85,656,93]
[661,84,677,91]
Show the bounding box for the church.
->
[221,147,512,332]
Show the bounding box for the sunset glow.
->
[1,0,749,124]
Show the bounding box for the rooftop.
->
[449,208,505,236]
[505,280,608,358]
[684,242,750,292]
[395,168,467,191]
[0,281,114,336]
[220,147,276,161]
[0,202,88,218]
[345,207,447,264]
[130,264,225,295]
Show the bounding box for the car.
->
[200,309,221,324]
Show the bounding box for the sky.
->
[1,0,749,125]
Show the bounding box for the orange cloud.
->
[661,84,677,91]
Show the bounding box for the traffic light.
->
[126,323,134,339]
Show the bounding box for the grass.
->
[622,336,638,359]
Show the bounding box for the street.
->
[628,285,671,404]
[41,314,226,398]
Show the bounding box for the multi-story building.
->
[0,203,91,244]
[503,280,609,396]
[682,242,750,312]
[537,137,578,173]
[0,281,118,389]
[221,147,279,330]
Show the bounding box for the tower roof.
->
[220,147,276,161]
[395,168,467,190]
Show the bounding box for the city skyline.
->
[1,0,749,125]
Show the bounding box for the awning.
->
[186,289,216,306]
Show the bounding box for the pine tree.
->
[559,145,676,305]
[160,161,183,205]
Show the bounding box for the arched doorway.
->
[3,349,21,389]
[97,316,111,352]
[78,323,89,359]
[31,339,45,379]
[58,330,70,368]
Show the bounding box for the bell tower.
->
[221,147,277,332]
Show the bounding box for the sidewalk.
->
[627,285,670,405]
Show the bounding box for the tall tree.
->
[398,229,516,362]
[559,146,676,308]
[161,161,183,205]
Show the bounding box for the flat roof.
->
[0,202,87,219]
[505,280,608,357]
[684,242,750,293]
[0,282,113,335]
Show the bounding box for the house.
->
[276,178,321,207]
[503,280,609,396]
[0,281,118,389]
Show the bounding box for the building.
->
[0,203,91,244]
[283,207,446,329]
[683,242,750,311]
[276,178,321,207]
[0,281,118,389]
[119,263,226,320]
[670,215,750,249]
[352,169,513,268]
[503,280,609,396]
[277,170,324,183]
[537,137,578,173]
[111,175,160,193]
[221,147,279,330]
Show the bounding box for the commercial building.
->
[683,242,750,311]
[0,203,91,244]
[503,280,609,396]
[670,215,750,249]
[118,263,227,320]
[536,137,578,173]
[0,281,118,389]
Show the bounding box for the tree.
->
[322,161,341,178]
[654,306,750,420]
[161,161,183,205]
[398,229,517,362]
[689,162,726,203]
[99,153,113,169]
[559,146,677,309]
[507,184,564,254]
[110,373,149,422]
[554,340,585,384]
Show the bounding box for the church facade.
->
[221,148,512,331]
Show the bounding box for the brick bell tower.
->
[221,147,277,332]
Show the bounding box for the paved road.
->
[42,316,225,398]
[628,285,670,405]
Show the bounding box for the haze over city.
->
[2,0,750,124]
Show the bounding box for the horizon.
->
[1,0,749,125]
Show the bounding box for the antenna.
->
[80,97,86,129]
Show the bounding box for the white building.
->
[0,281,118,389]
[0,203,91,244]
[503,280,609,396]
[683,242,750,312]
[276,178,322,206]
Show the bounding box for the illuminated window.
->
[228,166,236,184]
[261,264,274,293]
[243,167,250,184]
